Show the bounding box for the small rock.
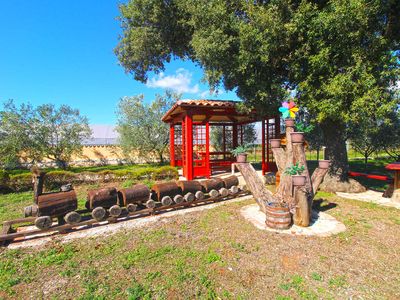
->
[319,174,366,193]
[264,172,276,185]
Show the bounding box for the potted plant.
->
[290,132,304,143]
[285,163,306,186]
[318,160,330,169]
[285,118,295,127]
[291,122,315,143]
[231,144,251,163]
[270,139,281,148]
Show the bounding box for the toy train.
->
[23,170,241,230]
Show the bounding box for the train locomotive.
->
[22,170,241,231]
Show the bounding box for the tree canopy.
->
[116,90,180,163]
[0,101,92,169]
[115,0,400,178]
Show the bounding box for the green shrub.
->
[121,179,135,188]
[152,166,178,180]
[0,170,10,185]
[8,173,32,192]
[130,168,154,180]
[44,171,77,191]
[0,170,11,193]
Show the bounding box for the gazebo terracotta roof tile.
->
[177,99,238,107]
[162,99,241,122]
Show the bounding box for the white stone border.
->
[241,204,346,237]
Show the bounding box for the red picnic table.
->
[385,162,400,190]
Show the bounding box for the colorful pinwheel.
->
[279,101,299,119]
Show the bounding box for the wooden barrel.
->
[200,178,224,193]
[37,190,77,217]
[86,187,118,210]
[265,202,292,230]
[151,182,182,202]
[222,175,239,189]
[176,180,202,195]
[118,184,150,206]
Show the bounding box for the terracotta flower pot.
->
[285,119,295,127]
[290,132,304,143]
[292,175,306,186]
[236,153,247,163]
[318,160,331,169]
[270,139,281,148]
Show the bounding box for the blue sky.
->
[0,1,239,127]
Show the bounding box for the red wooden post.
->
[184,113,194,180]
[206,121,210,178]
[262,120,266,175]
[266,119,270,173]
[275,116,281,136]
[223,125,226,160]
[169,124,175,167]
[233,124,238,148]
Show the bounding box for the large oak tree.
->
[115,0,400,180]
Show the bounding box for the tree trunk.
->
[55,159,68,170]
[364,152,368,171]
[320,119,349,180]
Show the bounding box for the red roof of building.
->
[162,99,251,123]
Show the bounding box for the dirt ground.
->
[1,192,399,299]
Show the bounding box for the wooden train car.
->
[17,172,242,231]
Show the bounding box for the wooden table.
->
[385,163,400,189]
[385,162,400,202]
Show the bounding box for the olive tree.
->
[0,101,92,169]
[116,91,180,163]
[33,104,92,169]
[115,0,400,182]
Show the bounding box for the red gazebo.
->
[162,99,281,180]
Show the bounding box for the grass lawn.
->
[7,163,169,175]
[0,160,398,299]
[0,192,399,299]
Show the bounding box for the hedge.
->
[1,166,179,193]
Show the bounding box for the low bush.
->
[152,166,179,181]
[44,171,77,191]
[0,170,10,184]
[0,170,11,193]
[8,173,32,192]
[1,165,179,193]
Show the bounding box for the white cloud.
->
[198,89,224,98]
[147,68,199,94]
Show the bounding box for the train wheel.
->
[127,203,137,213]
[209,189,219,198]
[173,195,184,204]
[109,205,122,217]
[35,216,52,230]
[146,199,156,209]
[184,192,195,202]
[161,196,173,206]
[64,211,82,224]
[229,186,239,194]
[92,207,106,221]
[195,191,205,200]
[219,188,229,197]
